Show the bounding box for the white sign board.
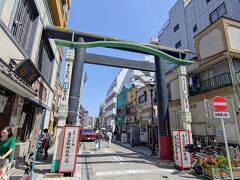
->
[172,130,181,167]
[180,131,191,168]
[59,126,80,174]
[172,130,191,169]
[214,111,230,118]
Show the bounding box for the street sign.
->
[212,96,233,178]
[212,96,228,112]
[214,111,230,118]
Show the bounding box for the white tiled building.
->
[158,0,240,71]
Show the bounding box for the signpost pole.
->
[220,117,233,180]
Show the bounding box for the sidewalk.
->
[11,146,82,180]
[10,147,54,180]
[113,140,174,165]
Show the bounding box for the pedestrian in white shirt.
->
[107,131,113,148]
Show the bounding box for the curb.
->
[113,141,173,165]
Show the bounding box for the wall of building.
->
[158,0,240,62]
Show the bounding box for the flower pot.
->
[203,167,240,179]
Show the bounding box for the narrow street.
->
[79,141,201,180]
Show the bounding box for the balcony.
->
[189,73,232,95]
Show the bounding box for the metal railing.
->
[189,73,232,95]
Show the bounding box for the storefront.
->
[0,58,47,159]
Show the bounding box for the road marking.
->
[112,156,124,165]
[116,156,124,162]
[96,169,175,176]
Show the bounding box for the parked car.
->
[81,129,96,141]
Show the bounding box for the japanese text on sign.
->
[172,130,191,169]
[214,111,230,118]
[59,126,80,174]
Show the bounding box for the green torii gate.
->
[45,26,193,171]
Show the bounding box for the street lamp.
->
[148,82,157,156]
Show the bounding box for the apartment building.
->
[103,69,128,132]
[158,0,240,71]
[167,17,240,145]
[0,0,70,158]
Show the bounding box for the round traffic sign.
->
[212,96,228,112]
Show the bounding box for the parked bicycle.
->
[0,159,15,180]
[36,139,45,160]
[185,143,205,174]
[184,140,220,175]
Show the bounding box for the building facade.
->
[103,69,129,132]
[167,17,240,146]
[158,0,240,71]
[0,0,70,158]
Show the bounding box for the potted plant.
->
[200,155,240,179]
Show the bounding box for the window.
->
[209,3,226,24]
[167,84,171,101]
[193,24,198,33]
[11,0,38,50]
[138,91,147,103]
[174,23,179,33]
[37,32,54,84]
[175,41,181,49]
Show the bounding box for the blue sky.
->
[65,0,177,117]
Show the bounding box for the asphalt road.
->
[78,141,202,180]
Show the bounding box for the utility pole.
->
[148,83,156,156]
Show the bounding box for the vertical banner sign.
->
[179,131,191,168]
[172,130,191,169]
[172,130,181,167]
[59,126,80,175]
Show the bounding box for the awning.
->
[28,97,52,111]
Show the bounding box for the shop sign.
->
[0,94,8,113]
[14,58,41,85]
[59,126,80,175]
[172,130,191,169]
[58,105,68,118]
[0,60,36,95]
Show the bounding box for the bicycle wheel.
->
[36,148,44,160]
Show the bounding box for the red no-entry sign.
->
[212,96,228,112]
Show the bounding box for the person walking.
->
[42,129,52,160]
[95,131,102,150]
[107,131,113,148]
